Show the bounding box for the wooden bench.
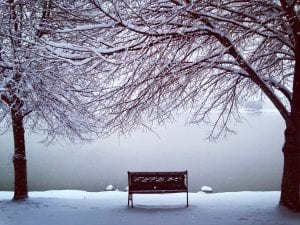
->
[127,171,188,207]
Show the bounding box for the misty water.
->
[0,111,284,193]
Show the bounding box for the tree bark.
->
[280,2,300,211]
[280,37,300,210]
[280,126,300,211]
[11,109,28,200]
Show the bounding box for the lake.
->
[0,111,285,192]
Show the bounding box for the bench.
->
[127,171,188,207]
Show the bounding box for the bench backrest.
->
[128,171,188,191]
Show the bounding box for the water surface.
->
[0,111,284,192]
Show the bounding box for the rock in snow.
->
[106,185,114,191]
[201,186,213,193]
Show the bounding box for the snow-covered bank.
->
[0,191,299,225]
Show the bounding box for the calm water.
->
[0,111,285,192]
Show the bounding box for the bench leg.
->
[128,193,133,208]
[186,192,189,207]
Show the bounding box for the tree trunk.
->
[280,127,300,212]
[280,4,300,211]
[11,109,28,200]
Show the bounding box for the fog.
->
[0,111,284,192]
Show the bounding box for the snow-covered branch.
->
[77,0,296,137]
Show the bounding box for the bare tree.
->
[72,0,298,211]
[0,0,158,200]
[0,0,118,200]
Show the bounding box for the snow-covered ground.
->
[1,191,299,225]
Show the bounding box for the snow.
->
[200,185,213,193]
[56,22,117,33]
[1,191,299,225]
[106,185,114,191]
